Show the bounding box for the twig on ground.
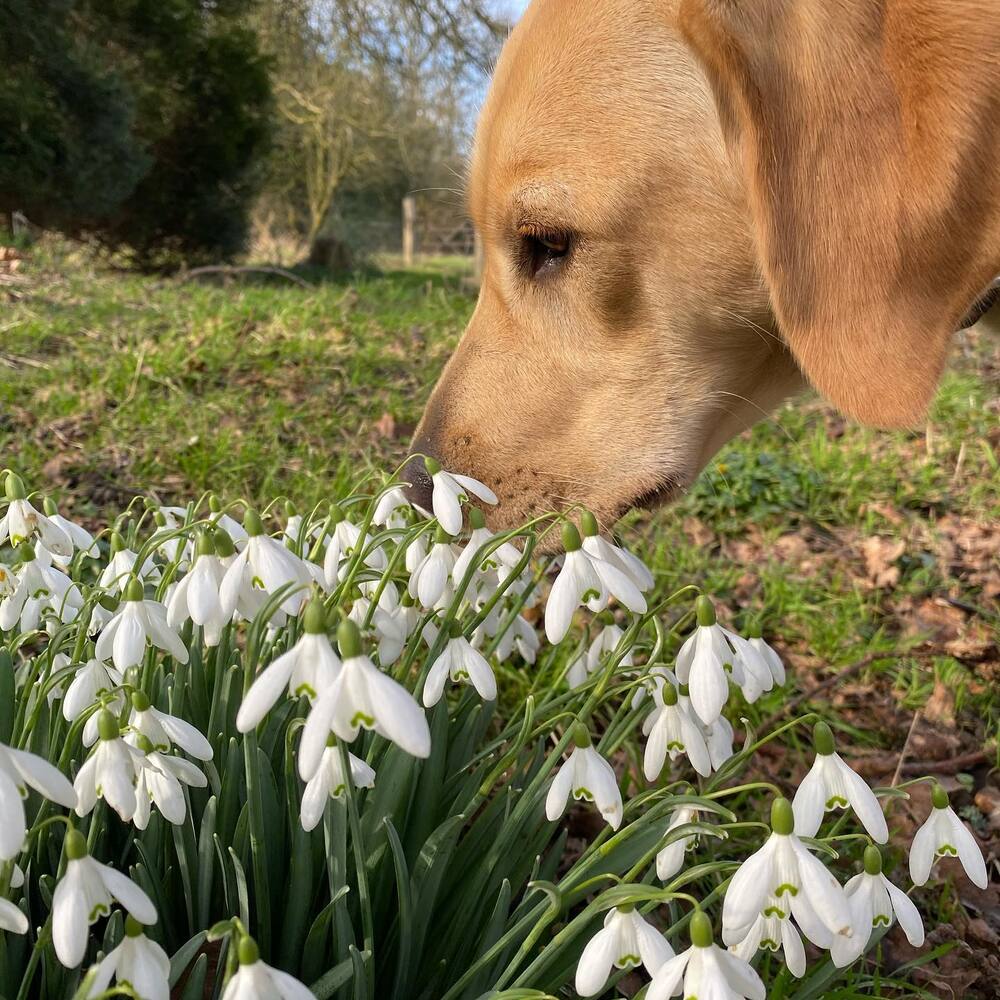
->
[891,709,923,787]
[898,749,989,776]
[177,265,313,289]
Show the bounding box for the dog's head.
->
[411,0,999,531]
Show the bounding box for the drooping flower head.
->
[674,596,736,726]
[792,722,888,843]
[545,724,623,830]
[909,783,988,890]
[420,457,498,535]
[0,473,72,557]
[575,904,674,997]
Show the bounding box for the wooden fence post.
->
[402,195,416,267]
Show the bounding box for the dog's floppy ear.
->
[678,0,1000,427]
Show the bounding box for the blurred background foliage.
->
[0,0,509,269]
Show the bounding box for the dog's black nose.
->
[402,454,434,514]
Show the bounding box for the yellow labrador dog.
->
[410,0,999,531]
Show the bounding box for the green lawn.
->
[2,238,998,994]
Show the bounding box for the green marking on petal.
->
[761,938,780,951]
[89,902,110,922]
[332,783,346,797]
[251,575,265,590]
[825,795,849,809]
[667,740,685,751]
[573,786,595,802]
[775,883,799,897]
[873,914,892,927]
[615,954,641,969]
[293,683,317,699]
[350,711,376,728]
[937,844,958,857]
[581,588,601,603]
[763,905,787,919]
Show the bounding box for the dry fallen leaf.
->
[860,535,906,588]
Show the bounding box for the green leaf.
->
[169,931,208,987]
[383,819,414,1000]
[179,952,208,1000]
[0,649,14,743]
[310,952,363,1000]
[197,796,218,931]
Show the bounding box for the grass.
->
[2,237,998,994]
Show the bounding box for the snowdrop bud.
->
[813,721,836,756]
[209,495,222,512]
[329,503,345,525]
[214,529,236,558]
[562,523,582,552]
[572,722,591,748]
[689,909,713,948]
[194,529,216,559]
[42,496,57,516]
[695,595,716,627]
[864,844,883,875]
[153,511,167,529]
[65,827,88,860]
[110,531,125,554]
[243,509,264,537]
[931,783,949,810]
[4,473,25,501]
[424,456,441,476]
[771,797,795,835]
[580,510,599,537]
[338,618,363,659]
[123,577,144,603]
[303,597,327,634]
[238,935,259,966]
[469,507,486,530]
[284,500,296,518]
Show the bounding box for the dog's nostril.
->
[401,456,434,513]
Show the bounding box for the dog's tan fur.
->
[411,0,999,531]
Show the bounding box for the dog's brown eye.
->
[521,229,571,277]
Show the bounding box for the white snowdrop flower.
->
[830,845,924,968]
[322,504,387,586]
[722,797,853,950]
[222,935,314,1000]
[0,896,27,935]
[421,457,497,535]
[423,621,497,707]
[566,648,589,688]
[63,658,125,722]
[792,722,888,843]
[580,509,654,592]
[41,497,97,561]
[99,533,161,592]
[573,512,648,616]
[702,708,735,772]
[746,623,785,686]
[74,710,139,822]
[300,737,375,831]
[491,611,539,665]
[373,486,411,529]
[52,829,156,968]
[721,627,773,703]
[452,507,522,588]
[349,584,413,666]
[167,529,233,646]
[545,727,623,830]
[909,784,988,890]
[656,805,702,882]
[96,578,189,671]
[582,616,634,684]
[631,663,677,710]
[545,524,607,644]
[0,474,72,557]
[237,600,341,732]
[576,904,675,996]
[126,692,213,760]
[648,910,765,1000]
[404,531,428,576]
[298,620,431,778]
[130,736,207,830]
[0,544,83,633]
[0,740,77,860]
[152,505,193,566]
[85,915,170,1000]
[727,908,807,978]
[208,501,249,551]
[674,596,737,726]
[408,527,458,610]
[219,509,311,621]
[0,563,13,599]
[643,681,712,780]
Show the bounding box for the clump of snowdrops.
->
[0,461,988,1000]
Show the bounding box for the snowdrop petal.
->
[450,473,498,505]
[714,946,766,1000]
[0,897,27,935]
[908,812,939,886]
[946,809,989,889]
[8,746,77,809]
[635,918,675,973]
[421,657,450,708]
[883,877,924,946]
[545,760,574,822]
[646,950,691,1000]
[791,758,827,839]
[837,756,888,843]
[793,840,852,937]
[97,863,156,924]
[722,839,774,933]
[0,766,26,859]
[431,477,463,533]
[52,866,90,967]
[366,667,431,758]
[155,711,212,761]
[575,925,618,997]
[236,652,297,732]
[269,965,317,1000]
[300,763,332,832]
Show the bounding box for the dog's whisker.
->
[707,390,797,444]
